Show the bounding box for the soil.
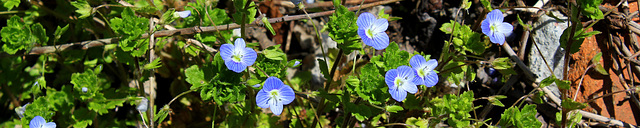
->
[567,1,640,125]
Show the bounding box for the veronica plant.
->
[410,55,439,87]
[220,38,258,73]
[174,10,192,18]
[29,116,56,128]
[256,77,296,115]
[481,9,513,45]
[357,12,389,50]
[385,65,421,102]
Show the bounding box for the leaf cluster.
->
[429,91,477,127]
[499,104,542,128]
[327,0,362,54]
[1,16,48,54]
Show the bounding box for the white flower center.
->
[232,50,243,62]
[269,90,282,103]
[394,76,408,89]
[490,23,499,33]
[366,28,375,38]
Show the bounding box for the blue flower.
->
[174,10,191,18]
[357,12,389,50]
[256,77,295,115]
[220,38,258,73]
[481,9,513,45]
[81,87,88,93]
[385,66,421,102]
[409,55,438,87]
[15,103,28,119]
[29,116,56,128]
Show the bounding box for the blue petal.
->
[242,47,257,67]
[42,122,56,128]
[489,31,506,45]
[256,90,270,108]
[424,71,439,87]
[410,54,427,70]
[357,12,375,30]
[401,80,418,94]
[425,59,438,71]
[30,116,45,128]
[487,9,504,24]
[389,88,407,102]
[263,77,283,91]
[279,85,296,105]
[234,38,246,50]
[397,66,415,79]
[225,60,245,73]
[220,44,234,62]
[499,22,513,35]
[175,10,191,18]
[385,69,398,88]
[372,18,388,33]
[269,98,284,115]
[370,32,389,50]
[481,19,493,37]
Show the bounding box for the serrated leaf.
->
[562,98,587,111]
[492,57,513,70]
[383,42,410,70]
[555,79,571,90]
[262,44,286,60]
[318,59,330,80]
[488,95,506,107]
[385,105,404,113]
[185,65,206,90]
[143,58,162,69]
[3,0,20,11]
[539,75,556,88]
[31,23,48,45]
[71,0,92,18]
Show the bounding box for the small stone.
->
[529,10,568,98]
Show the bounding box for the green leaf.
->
[71,0,92,19]
[385,105,404,113]
[499,104,542,128]
[143,58,162,69]
[382,42,410,70]
[30,23,48,45]
[579,0,604,20]
[480,0,493,11]
[185,65,207,90]
[53,24,70,42]
[2,0,20,11]
[356,63,388,105]
[262,17,276,35]
[492,57,513,70]
[72,108,95,128]
[318,59,330,80]
[262,44,286,60]
[232,0,257,24]
[488,95,507,107]
[2,16,35,54]
[562,98,587,111]
[406,117,429,127]
[461,0,472,10]
[539,75,557,88]
[555,79,571,90]
[328,1,362,54]
[159,9,176,24]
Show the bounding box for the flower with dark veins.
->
[409,55,439,87]
[481,9,513,45]
[220,38,258,73]
[357,12,389,50]
[29,116,56,128]
[385,66,422,102]
[256,77,295,115]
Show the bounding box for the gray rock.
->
[529,11,568,98]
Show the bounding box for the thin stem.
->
[166,90,195,107]
[585,88,637,103]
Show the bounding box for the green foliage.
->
[382,42,410,70]
[385,105,404,113]
[579,0,604,19]
[406,117,429,127]
[262,44,287,61]
[560,21,601,54]
[1,16,48,54]
[591,52,608,75]
[2,0,19,11]
[556,111,583,127]
[488,95,507,107]
[143,58,163,70]
[562,98,587,111]
[350,63,389,105]
[109,7,150,56]
[517,14,531,30]
[183,4,233,44]
[184,53,246,104]
[232,0,257,25]
[345,103,378,121]
[262,18,276,35]
[430,91,477,127]
[71,0,92,19]
[499,104,542,128]
[439,20,484,55]
[255,46,288,78]
[328,0,362,54]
